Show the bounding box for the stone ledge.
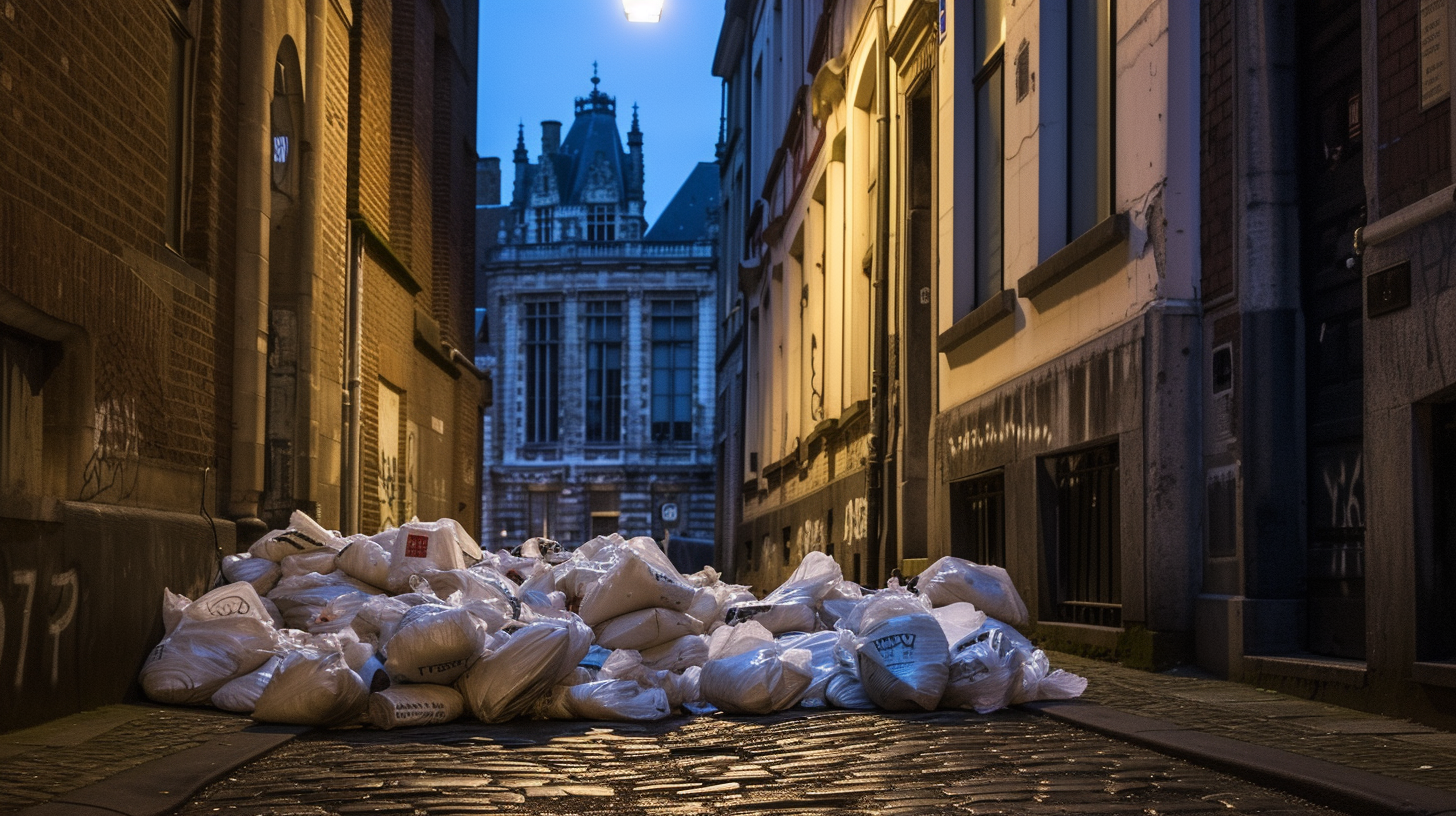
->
[937,288,1015,355]
[1018,212,1129,299]
[1244,654,1369,688]
[1412,660,1456,689]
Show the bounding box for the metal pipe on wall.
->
[865,0,892,589]
[340,223,363,534]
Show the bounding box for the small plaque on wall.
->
[1421,0,1450,109]
[1367,261,1412,318]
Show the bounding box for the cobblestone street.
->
[172,708,1345,816]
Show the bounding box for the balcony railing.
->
[488,240,715,263]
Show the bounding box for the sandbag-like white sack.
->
[162,588,191,635]
[943,629,1023,713]
[350,594,412,646]
[535,679,671,722]
[760,551,844,606]
[597,650,701,710]
[250,649,370,727]
[622,536,690,583]
[594,607,702,651]
[212,655,282,713]
[825,671,875,709]
[699,621,813,714]
[577,551,696,626]
[141,585,281,705]
[369,685,465,729]
[916,557,1029,627]
[384,520,472,593]
[931,602,988,648]
[777,631,842,708]
[640,634,710,672]
[1011,649,1088,705]
[337,536,392,588]
[455,617,593,723]
[687,583,755,630]
[383,604,489,685]
[855,613,950,712]
[723,602,818,635]
[267,571,383,630]
[248,510,342,561]
[281,548,340,578]
[221,554,282,596]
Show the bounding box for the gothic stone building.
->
[480,76,718,571]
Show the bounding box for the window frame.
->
[523,300,561,444]
[583,300,623,443]
[650,299,696,443]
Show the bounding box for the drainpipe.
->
[865,0,892,588]
[230,0,269,536]
[340,223,363,534]
[299,0,326,516]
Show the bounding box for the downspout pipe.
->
[865,0,892,588]
[341,224,363,534]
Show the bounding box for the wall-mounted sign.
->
[1420,0,1449,109]
[660,502,678,523]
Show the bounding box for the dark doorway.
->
[1297,0,1366,659]
[900,78,935,563]
[1418,400,1456,661]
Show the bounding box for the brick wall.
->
[1376,0,1452,215]
[1200,0,1234,303]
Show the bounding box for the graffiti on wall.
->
[0,567,79,690]
[79,396,141,502]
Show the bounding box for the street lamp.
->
[623,0,663,23]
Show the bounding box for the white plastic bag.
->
[369,685,465,729]
[383,604,489,685]
[825,671,875,709]
[250,649,370,727]
[640,634,710,672]
[212,655,282,713]
[384,520,471,592]
[577,551,696,626]
[699,621,813,714]
[535,680,671,722]
[337,536,392,588]
[917,557,1029,627]
[281,549,340,578]
[1011,649,1088,705]
[931,602,988,647]
[141,587,280,706]
[943,630,1023,713]
[777,631,841,708]
[594,607,702,651]
[724,602,819,635]
[760,551,844,606]
[162,588,191,635]
[855,613,950,712]
[221,554,282,596]
[455,617,593,723]
[248,510,342,561]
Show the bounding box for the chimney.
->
[476,157,501,206]
[541,120,562,155]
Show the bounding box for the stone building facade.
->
[0,0,485,730]
[480,76,718,571]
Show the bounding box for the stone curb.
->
[6,724,309,816]
[1023,699,1456,816]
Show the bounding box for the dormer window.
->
[535,207,555,242]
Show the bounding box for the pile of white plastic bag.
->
[140,511,1086,729]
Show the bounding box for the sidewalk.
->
[2,656,1454,816]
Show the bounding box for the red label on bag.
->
[405,533,429,558]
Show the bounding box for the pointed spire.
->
[630,102,641,134]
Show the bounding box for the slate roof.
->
[644,162,720,242]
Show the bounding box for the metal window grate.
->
[1046,443,1121,627]
[950,470,1006,566]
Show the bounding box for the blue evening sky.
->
[477,1,726,227]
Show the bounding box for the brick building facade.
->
[479,76,718,570]
[0,0,485,730]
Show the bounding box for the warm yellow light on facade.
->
[623,0,663,23]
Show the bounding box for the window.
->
[589,490,620,538]
[527,488,559,539]
[535,207,555,243]
[524,301,560,443]
[1,326,55,498]
[1042,443,1121,627]
[954,0,1004,316]
[651,300,695,442]
[950,470,1006,566]
[1067,0,1112,238]
[587,205,616,242]
[584,301,622,442]
[164,5,195,251]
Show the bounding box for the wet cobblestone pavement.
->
[174,709,1348,815]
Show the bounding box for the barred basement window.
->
[1042,442,1121,627]
[651,300,695,442]
[950,469,1006,566]
[584,301,623,442]
[524,301,560,443]
[587,205,616,242]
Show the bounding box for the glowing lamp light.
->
[623,0,663,23]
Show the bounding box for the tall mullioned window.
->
[584,301,623,442]
[535,207,555,242]
[1068,0,1113,239]
[587,205,616,242]
[954,0,1004,316]
[524,301,560,443]
[651,300,695,442]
